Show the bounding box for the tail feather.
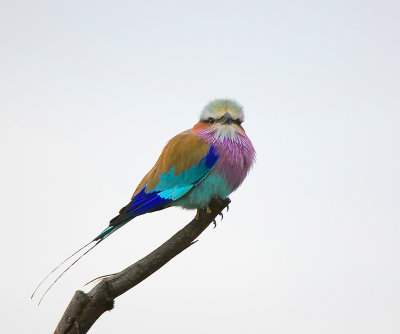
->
[93,225,118,240]
[37,240,102,305]
[30,239,94,299]
[31,224,125,304]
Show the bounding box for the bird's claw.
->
[213,220,217,228]
[218,212,224,220]
[226,204,229,212]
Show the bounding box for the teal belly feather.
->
[173,172,232,209]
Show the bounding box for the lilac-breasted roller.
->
[32,99,255,302]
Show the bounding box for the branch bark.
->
[54,197,231,334]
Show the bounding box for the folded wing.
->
[110,130,219,226]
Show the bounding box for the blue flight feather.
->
[108,145,219,228]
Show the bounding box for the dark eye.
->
[208,118,215,124]
[233,119,242,125]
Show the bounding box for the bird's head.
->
[193,99,245,141]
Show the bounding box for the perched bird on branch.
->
[32,99,256,303]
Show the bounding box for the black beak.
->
[220,112,233,125]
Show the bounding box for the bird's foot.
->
[195,209,201,220]
[215,196,230,211]
[214,196,230,217]
[203,197,231,229]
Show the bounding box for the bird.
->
[32,98,256,303]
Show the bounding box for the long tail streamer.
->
[31,225,120,305]
[31,240,95,300]
[37,240,103,305]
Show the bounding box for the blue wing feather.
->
[109,145,219,226]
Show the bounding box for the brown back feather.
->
[132,129,211,197]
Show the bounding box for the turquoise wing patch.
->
[152,145,219,200]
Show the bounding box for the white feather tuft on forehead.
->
[200,99,244,122]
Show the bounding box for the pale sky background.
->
[1,1,400,333]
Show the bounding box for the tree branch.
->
[54,197,231,334]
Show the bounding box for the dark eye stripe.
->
[202,117,242,125]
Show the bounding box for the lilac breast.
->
[197,130,256,191]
